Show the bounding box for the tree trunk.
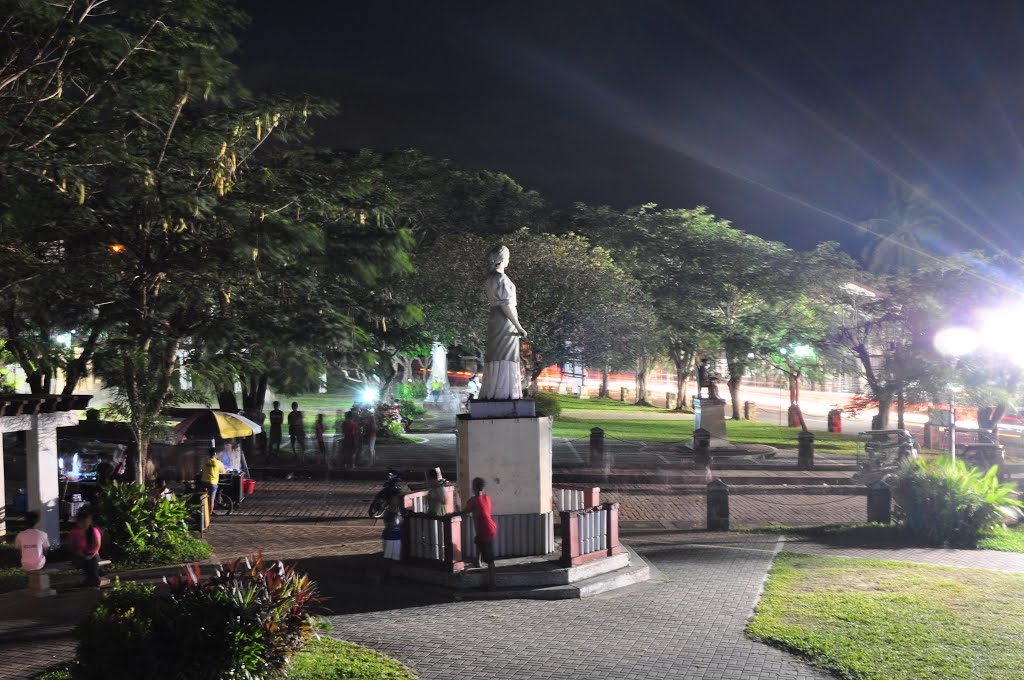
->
[634,356,651,406]
[872,392,893,430]
[672,351,695,412]
[599,366,610,399]
[217,389,239,412]
[896,387,906,430]
[727,375,742,420]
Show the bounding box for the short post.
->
[444,514,465,572]
[589,427,605,467]
[867,481,892,524]
[693,427,711,469]
[604,501,621,556]
[560,510,580,566]
[744,401,757,420]
[583,486,601,507]
[620,387,627,402]
[797,430,815,470]
[666,392,675,410]
[706,479,730,531]
[922,423,933,449]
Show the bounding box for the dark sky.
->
[235,0,1024,253]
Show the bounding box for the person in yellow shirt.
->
[200,448,226,514]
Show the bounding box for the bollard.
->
[620,387,627,402]
[867,481,892,524]
[827,409,843,433]
[922,423,933,449]
[589,427,606,467]
[706,479,730,530]
[797,430,815,470]
[744,401,757,420]
[666,392,675,410]
[693,427,712,469]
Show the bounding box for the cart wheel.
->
[212,494,234,517]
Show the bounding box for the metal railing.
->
[401,511,466,572]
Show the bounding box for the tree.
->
[860,182,945,274]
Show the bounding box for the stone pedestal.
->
[694,398,728,441]
[458,401,554,557]
[457,412,552,516]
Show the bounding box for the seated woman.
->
[69,508,109,587]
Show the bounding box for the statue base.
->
[694,398,728,441]
[457,410,551,518]
[468,399,535,419]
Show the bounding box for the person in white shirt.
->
[15,511,50,571]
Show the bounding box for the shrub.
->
[892,456,1023,548]
[395,381,426,400]
[90,480,210,566]
[533,391,562,417]
[72,555,321,680]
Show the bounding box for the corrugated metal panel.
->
[408,515,444,561]
[577,508,608,557]
[462,512,553,559]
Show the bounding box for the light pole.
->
[933,327,980,461]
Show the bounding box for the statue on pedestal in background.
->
[480,245,528,401]
[697,358,721,401]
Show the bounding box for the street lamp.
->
[933,327,980,461]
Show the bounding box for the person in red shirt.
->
[341,411,360,469]
[464,477,497,590]
[69,508,109,587]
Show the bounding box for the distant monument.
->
[694,357,728,442]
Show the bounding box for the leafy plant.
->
[533,391,562,417]
[395,381,427,400]
[90,481,209,566]
[71,555,320,680]
[892,456,1023,548]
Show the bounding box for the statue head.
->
[486,245,510,272]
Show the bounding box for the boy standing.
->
[15,511,49,571]
[288,401,306,460]
[464,477,497,590]
[268,401,284,459]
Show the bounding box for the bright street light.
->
[933,326,979,461]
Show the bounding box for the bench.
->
[25,559,112,597]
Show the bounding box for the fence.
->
[559,502,621,567]
[401,512,465,572]
[402,485,456,514]
[553,484,600,511]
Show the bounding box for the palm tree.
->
[860,182,944,274]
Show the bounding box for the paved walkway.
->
[5,477,1024,679]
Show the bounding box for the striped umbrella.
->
[173,411,263,443]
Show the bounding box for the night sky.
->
[236,1,1024,254]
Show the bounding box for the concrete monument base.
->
[457,411,552,517]
[694,398,728,441]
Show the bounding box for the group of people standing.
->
[266,400,377,467]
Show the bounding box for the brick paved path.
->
[324,532,833,680]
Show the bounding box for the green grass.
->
[552,414,862,452]
[286,637,418,679]
[978,525,1024,553]
[748,552,1024,679]
[554,394,669,413]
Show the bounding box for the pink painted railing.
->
[402,484,456,514]
[401,511,466,573]
[559,502,620,567]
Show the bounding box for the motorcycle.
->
[368,468,405,518]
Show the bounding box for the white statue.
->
[480,245,527,400]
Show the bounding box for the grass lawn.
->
[554,394,670,413]
[286,637,417,679]
[552,414,862,453]
[748,552,1024,679]
[978,525,1024,553]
